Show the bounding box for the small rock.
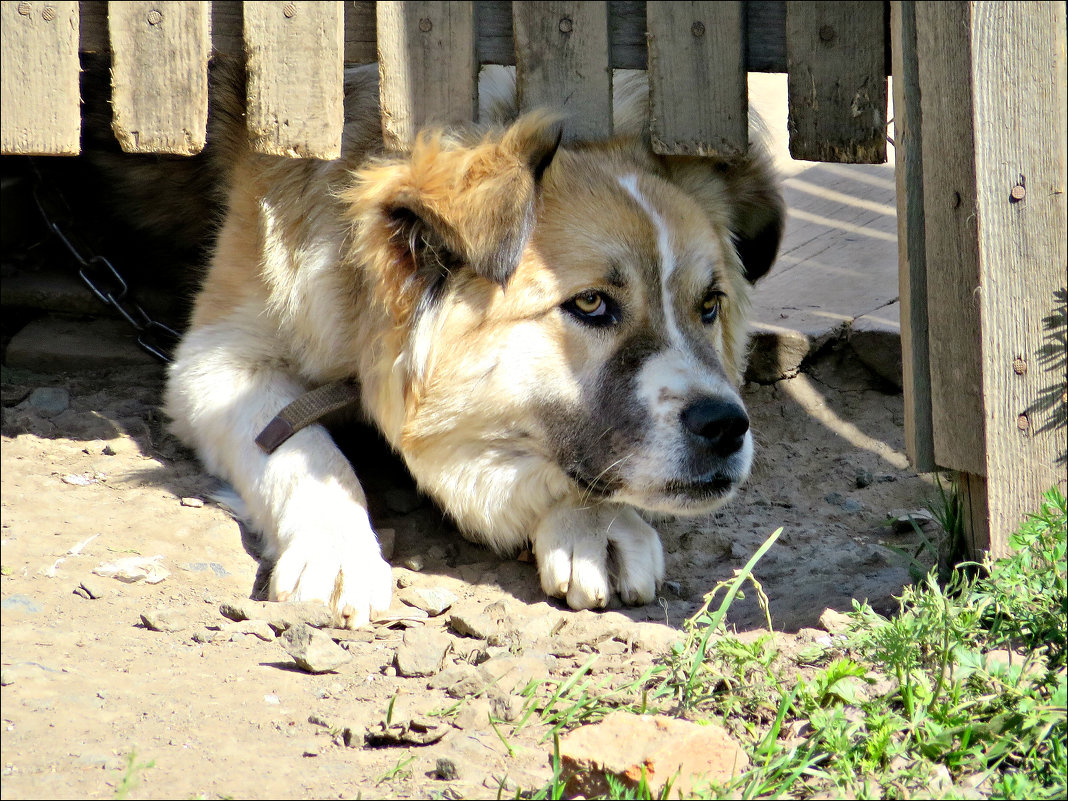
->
[429,663,486,696]
[448,609,500,641]
[435,756,460,781]
[221,619,275,641]
[93,555,169,584]
[281,623,353,673]
[191,630,218,644]
[62,474,95,486]
[74,578,108,599]
[662,580,683,597]
[729,541,749,560]
[140,608,187,633]
[855,470,874,489]
[454,698,493,730]
[398,586,458,617]
[487,689,525,722]
[890,509,936,533]
[403,554,424,571]
[180,497,204,508]
[824,491,846,506]
[841,498,864,513]
[559,712,749,798]
[818,608,853,635]
[25,387,69,418]
[1,668,14,685]
[394,628,453,677]
[479,655,552,695]
[301,742,320,757]
[219,599,334,632]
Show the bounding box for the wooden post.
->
[890,1,934,472]
[243,1,344,159]
[108,2,210,155]
[0,0,80,155]
[785,0,887,163]
[376,1,477,151]
[915,0,1067,555]
[513,1,612,142]
[646,1,747,157]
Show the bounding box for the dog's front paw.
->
[533,505,665,610]
[270,526,392,628]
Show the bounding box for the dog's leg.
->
[164,321,393,627]
[532,504,665,609]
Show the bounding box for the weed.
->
[374,754,415,784]
[113,750,155,800]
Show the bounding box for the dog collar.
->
[254,379,362,454]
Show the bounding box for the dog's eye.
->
[563,291,620,327]
[700,290,725,325]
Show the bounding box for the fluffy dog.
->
[162,64,784,626]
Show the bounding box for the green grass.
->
[519,487,1067,799]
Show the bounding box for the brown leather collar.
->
[254,380,362,454]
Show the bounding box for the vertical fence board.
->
[376,2,477,151]
[647,2,746,157]
[785,0,886,163]
[513,1,612,142]
[914,1,985,478]
[890,0,934,472]
[244,1,343,159]
[108,2,210,155]
[970,1,1066,554]
[1,0,80,155]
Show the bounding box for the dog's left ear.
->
[346,112,562,309]
[662,151,784,284]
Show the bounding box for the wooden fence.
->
[1,1,1065,557]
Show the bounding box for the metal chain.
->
[28,164,181,363]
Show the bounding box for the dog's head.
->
[344,113,783,525]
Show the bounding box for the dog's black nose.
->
[681,398,750,457]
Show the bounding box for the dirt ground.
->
[0,324,935,798]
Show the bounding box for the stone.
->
[220,620,275,641]
[93,555,169,584]
[398,586,458,617]
[559,712,750,798]
[453,698,493,730]
[281,623,353,673]
[24,387,69,418]
[180,497,204,508]
[220,598,335,632]
[855,470,874,489]
[435,756,460,781]
[448,608,501,641]
[479,655,552,695]
[5,316,155,371]
[824,492,845,506]
[818,608,853,635]
[394,628,453,678]
[140,608,188,633]
[841,498,864,513]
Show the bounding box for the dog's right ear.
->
[344,113,562,322]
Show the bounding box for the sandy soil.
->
[0,337,933,799]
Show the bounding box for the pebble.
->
[394,628,453,677]
[824,491,846,506]
[398,586,458,617]
[281,623,352,673]
[219,620,275,641]
[818,607,853,635]
[448,608,502,641]
[73,578,108,600]
[377,528,396,560]
[841,498,864,513]
[25,387,69,418]
[855,470,874,488]
[429,663,485,696]
[140,608,187,633]
[93,555,169,584]
[220,599,334,633]
[403,555,424,571]
[180,497,204,508]
[435,756,460,781]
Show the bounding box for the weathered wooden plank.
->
[1,0,80,155]
[243,1,343,159]
[969,1,1066,554]
[890,0,934,473]
[513,1,612,142]
[785,1,887,163]
[646,2,746,157]
[108,2,210,155]
[345,1,376,64]
[376,2,477,151]
[914,0,985,478]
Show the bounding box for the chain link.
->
[28,166,181,363]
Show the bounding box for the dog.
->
[161,62,784,627]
